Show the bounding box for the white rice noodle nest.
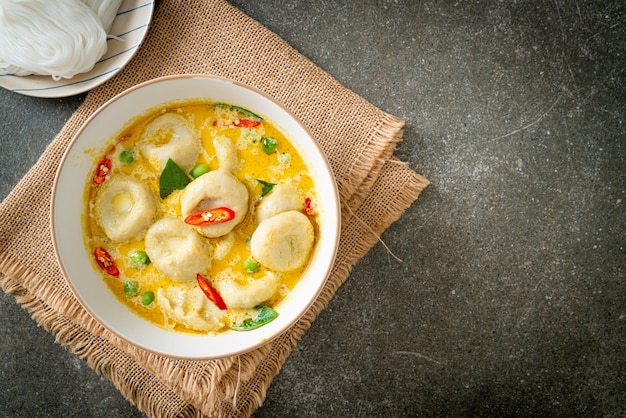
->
[80,0,122,32]
[0,0,122,80]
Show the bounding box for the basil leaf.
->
[255,178,276,197]
[230,305,278,331]
[160,158,190,199]
[213,103,263,121]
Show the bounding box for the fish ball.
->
[250,210,314,272]
[139,113,201,171]
[95,177,156,242]
[180,170,249,238]
[145,217,210,282]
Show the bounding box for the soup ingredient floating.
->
[0,0,121,80]
[84,100,320,335]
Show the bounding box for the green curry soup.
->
[83,101,319,334]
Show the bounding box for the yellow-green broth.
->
[83,101,318,334]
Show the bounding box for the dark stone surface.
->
[1,1,624,417]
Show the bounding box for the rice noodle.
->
[81,0,122,32]
[0,0,121,80]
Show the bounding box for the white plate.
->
[0,0,154,98]
[51,75,341,359]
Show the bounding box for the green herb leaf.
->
[230,305,278,331]
[160,158,190,199]
[213,103,263,121]
[255,178,276,197]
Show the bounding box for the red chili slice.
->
[94,247,119,277]
[303,197,317,216]
[184,207,235,226]
[93,156,112,185]
[196,274,227,310]
[233,118,261,128]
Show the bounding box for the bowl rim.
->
[50,74,341,359]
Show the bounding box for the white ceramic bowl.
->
[51,75,340,359]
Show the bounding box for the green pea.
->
[119,149,135,164]
[244,257,260,273]
[123,280,139,297]
[261,136,278,154]
[129,250,150,269]
[190,164,210,178]
[141,291,155,306]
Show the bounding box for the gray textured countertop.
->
[1,1,624,417]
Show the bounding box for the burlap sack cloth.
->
[0,1,428,416]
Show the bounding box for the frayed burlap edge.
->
[342,115,406,225]
[0,159,428,418]
[220,163,429,418]
[0,1,431,416]
[130,160,430,417]
[0,273,201,417]
[0,80,427,417]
